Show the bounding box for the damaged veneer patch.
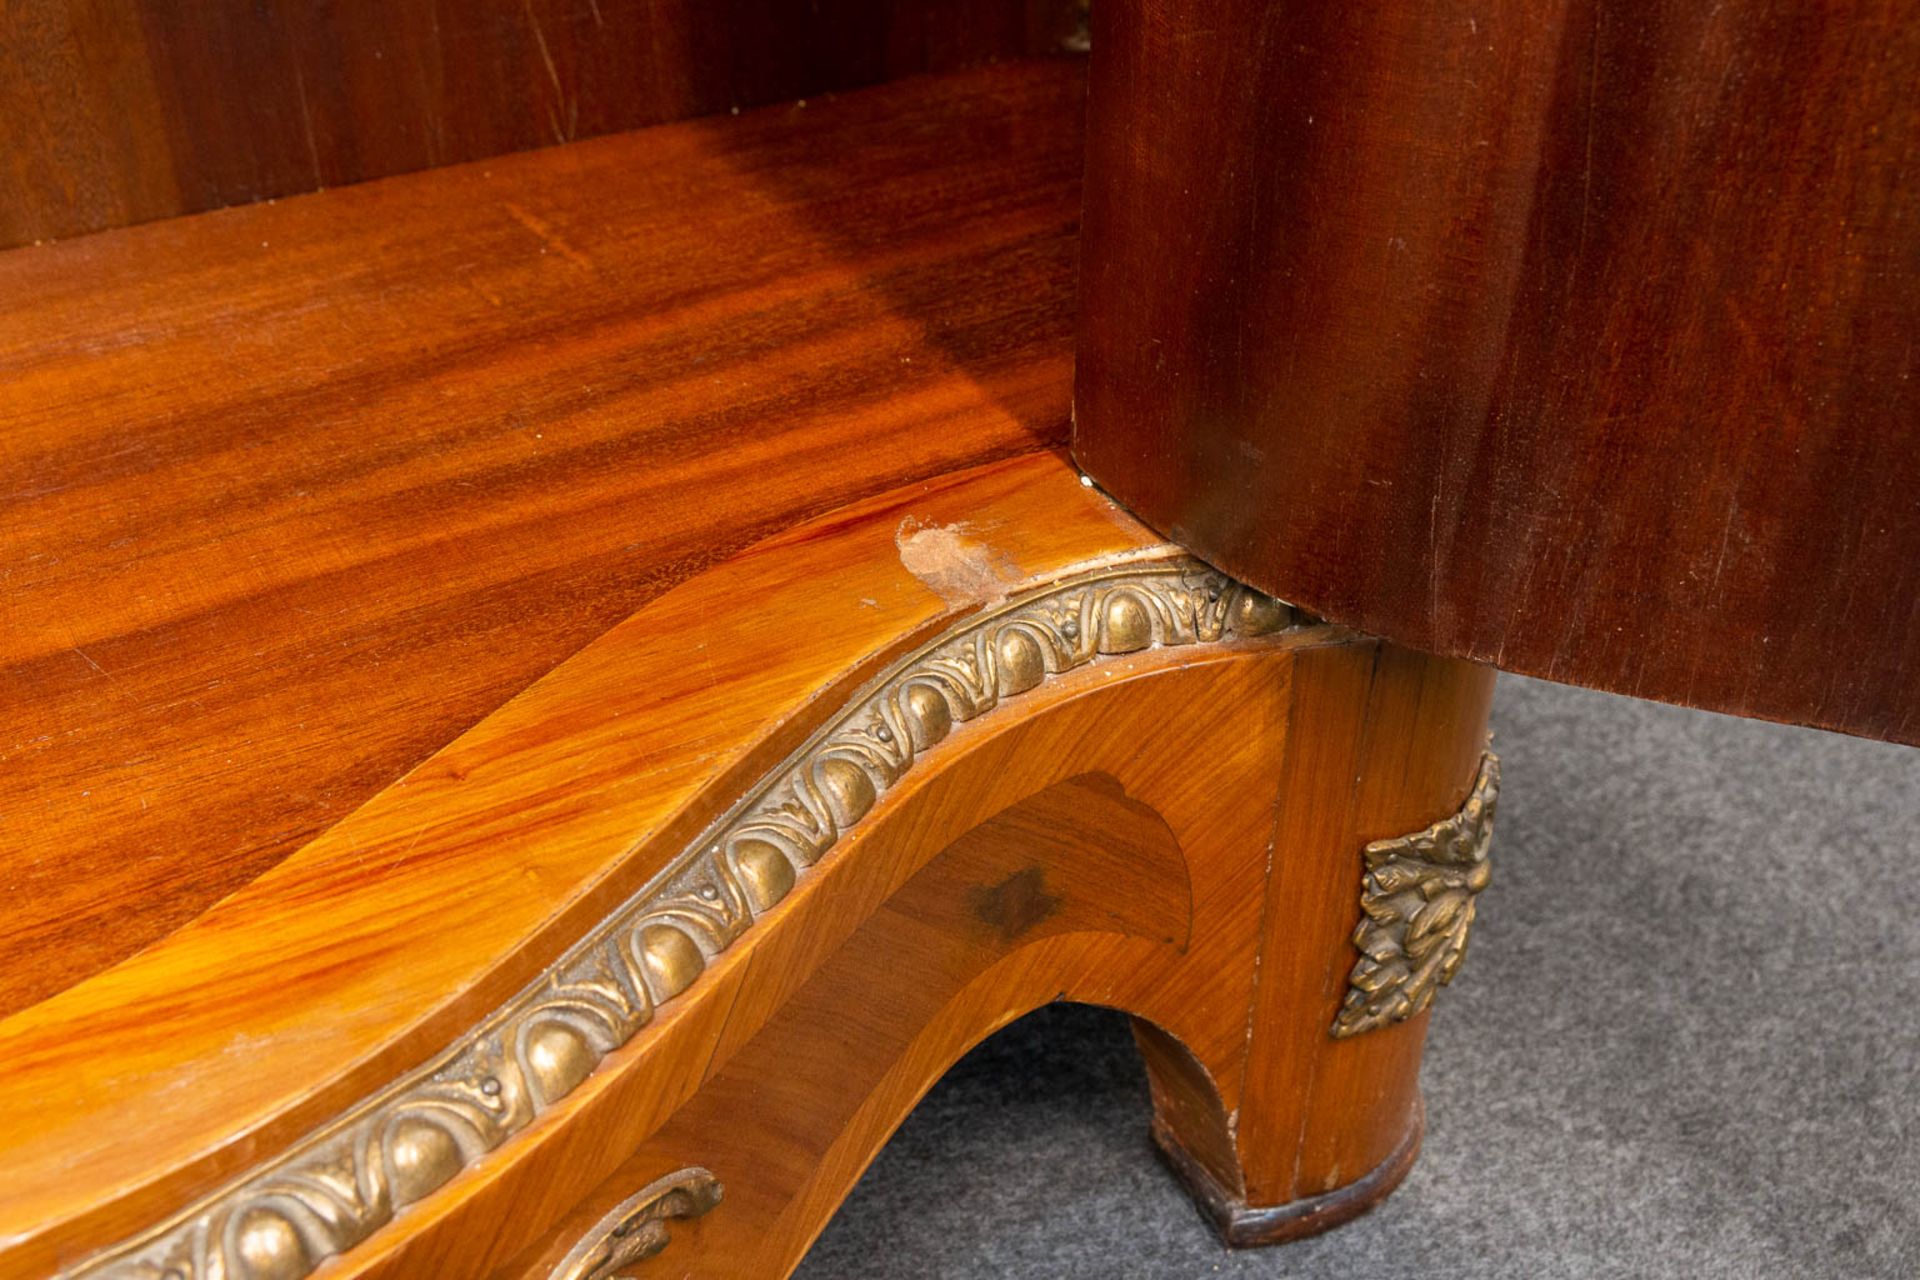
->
[895,517,1024,605]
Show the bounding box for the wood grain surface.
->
[0,452,1160,1274]
[1074,0,1920,744]
[468,638,1486,1279]
[0,448,1492,1279]
[0,0,1084,247]
[0,59,1084,1019]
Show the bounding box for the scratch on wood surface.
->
[457,264,505,307]
[522,0,572,140]
[71,647,127,697]
[421,6,448,165]
[502,202,595,270]
[895,518,1022,605]
[292,64,324,189]
[693,638,721,694]
[1575,2,1602,283]
[1428,490,1441,640]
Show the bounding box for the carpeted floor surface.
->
[795,674,1920,1279]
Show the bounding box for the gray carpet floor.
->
[795,674,1920,1279]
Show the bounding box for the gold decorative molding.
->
[1331,752,1500,1039]
[68,558,1303,1280]
[547,1168,721,1280]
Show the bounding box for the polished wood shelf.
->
[0,58,1083,1017]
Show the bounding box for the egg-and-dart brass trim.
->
[68,557,1306,1280]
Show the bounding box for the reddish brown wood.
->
[1074,0,1920,745]
[0,446,1491,1278]
[0,0,1084,248]
[0,60,1084,1018]
[457,642,1485,1280]
[1137,640,1492,1243]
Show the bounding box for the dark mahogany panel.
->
[1073,0,1920,744]
[0,0,1082,247]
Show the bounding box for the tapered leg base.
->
[1153,1097,1425,1246]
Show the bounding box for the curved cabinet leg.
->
[254,602,1490,1279]
[1138,641,1496,1246]
[467,640,1491,1278]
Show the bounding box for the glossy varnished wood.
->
[0,59,1085,1017]
[0,0,1083,247]
[1074,0,1920,744]
[479,640,1488,1278]
[0,454,1159,1272]
[0,450,1491,1277]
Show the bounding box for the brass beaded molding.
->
[67,558,1303,1280]
[1331,751,1500,1038]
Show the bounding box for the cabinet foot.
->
[1154,1096,1424,1246]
